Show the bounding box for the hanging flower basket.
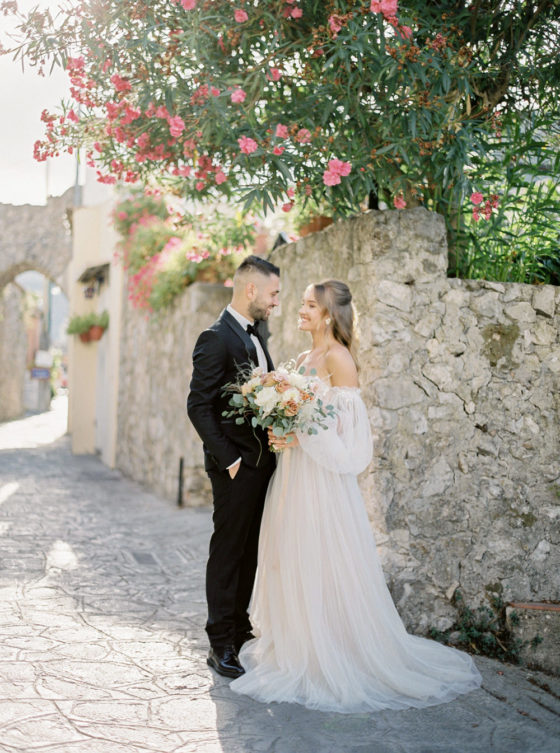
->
[88,325,105,341]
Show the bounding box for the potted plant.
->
[88,310,109,341]
[66,313,96,343]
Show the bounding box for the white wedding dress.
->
[230,385,482,713]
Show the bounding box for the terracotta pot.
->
[79,330,91,343]
[88,325,105,341]
[299,215,333,237]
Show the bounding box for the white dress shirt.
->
[226,304,268,372]
[225,305,269,470]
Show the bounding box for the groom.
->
[187,255,280,678]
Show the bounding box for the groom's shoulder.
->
[194,311,229,345]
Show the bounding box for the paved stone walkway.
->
[0,398,559,753]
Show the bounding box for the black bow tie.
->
[246,323,260,338]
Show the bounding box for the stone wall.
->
[116,283,231,506]
[0,283,27,421]
[268,207,559,634]
[0,190,73,292]
[115,207,559,644]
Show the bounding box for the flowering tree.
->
[4,0,560,278]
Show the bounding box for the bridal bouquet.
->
[222,363,334,446]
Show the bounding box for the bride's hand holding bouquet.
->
[222,363,334,452]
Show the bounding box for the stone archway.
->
[0,188,74,294]
[0,189,74,420]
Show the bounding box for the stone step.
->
[506,602,560,675]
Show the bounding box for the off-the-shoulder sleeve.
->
[295,387,373,475]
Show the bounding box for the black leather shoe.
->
[234,631,255,654]
[207,645,245,679]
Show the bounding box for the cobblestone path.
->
[0,399,559,753]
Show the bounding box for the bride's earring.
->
[325,318,331,327]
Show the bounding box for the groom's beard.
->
[248,299,272,321]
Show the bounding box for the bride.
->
[229,279,482,713]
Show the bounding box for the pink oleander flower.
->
[328,158,351,177]
[295,128,312,143]
[110,73,131,92]
[470,191,484,205]
[328,15,343,35]
[370,0,398,15]
[398,25,412,39]
[287,187,295,198]
[211,86,220,96]
[290,7,303,18]
[472,207,480,222]
[275,123,289,139]
[168,115,185,138]
[181,0,197,9]
[215,170,227,184]
[117,211,127,220]
[273,146,285,155]
[323,170,341,187]
[231,88,247,103]
[67,109,79,123]
[393,195,406,209]
[195,181,205,191]
[156,105,170,118]
[282,202,294,212]
[269,67,282,81]
[238,135,258,154]
[172,165,191,177]
[234,8,248,22]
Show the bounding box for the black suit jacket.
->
[187,309,275,472]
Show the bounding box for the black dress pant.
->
[205,459,275,649]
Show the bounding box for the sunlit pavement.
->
[0,404,558,753]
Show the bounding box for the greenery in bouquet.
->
[223,365,335,447]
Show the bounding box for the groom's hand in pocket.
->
[228,459,241,479]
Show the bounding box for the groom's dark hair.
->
[235,255,280,279]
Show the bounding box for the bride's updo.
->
[313,279,359,365]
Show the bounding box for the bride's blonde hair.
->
[313,279,359,367]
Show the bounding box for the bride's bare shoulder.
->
[295,350,311,368]
[326,344,359,387]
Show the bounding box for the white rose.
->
[253,386,279,415]
[280,387,302,404]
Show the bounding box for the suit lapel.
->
[220,309,274,372]
[220,309,259,368]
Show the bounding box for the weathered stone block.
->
[374,377,425,409]
[532,285,555,318]
[376,280,413,312]
[506,302,537,322]
[506,604,560,674]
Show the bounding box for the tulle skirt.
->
[230,448,482,713]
